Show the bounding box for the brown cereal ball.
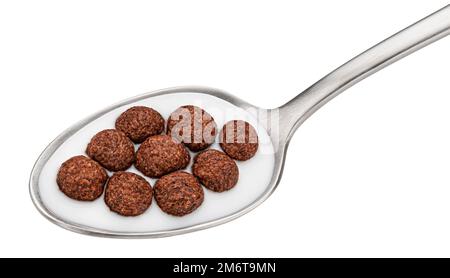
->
[115,106,165,143]
[104,171,153,217]
[192,149,239,192]
[57,155,108,201]
[135,135,190,178]
[220,120,259,161]
[154,171,204,216]
[167,105,217,152]
[86,129,135,172]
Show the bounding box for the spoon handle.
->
[280,5,450,141]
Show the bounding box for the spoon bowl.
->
[30,87,284,238]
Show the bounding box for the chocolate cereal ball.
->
[115,106,165,143]
[104,171,153,217]
[192,149,239,192]
[154,171,204,216]
[57,155,108,201]
[167,105,217,152]
[86,129,135,172]
[135,135,190,178]
[220,120,259,161]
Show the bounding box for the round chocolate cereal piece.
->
[86,129,135,172]
[135,135,190,178]
[115,106,165,143]
[57,155,108,201]
[167,105,217,152]
[104,171,153,216]
[192,149,239,192]
[154,171,204,216]
[220,120,259,161]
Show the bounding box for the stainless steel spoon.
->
[30,5,450,238]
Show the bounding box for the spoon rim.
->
[29,86,288,238]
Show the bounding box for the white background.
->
[1,0,449,258]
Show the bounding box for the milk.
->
[38,93,275,233]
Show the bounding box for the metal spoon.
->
[30,5,450,238]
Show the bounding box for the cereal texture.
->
[220,120,259,161]
[154,171,204,216]
[57,155,108,201]
[167,105,217,152]
[86,129,135,171]
[192,149,239,192]
[135,135,190,178]
[104,171,153,216]
[115,106,165,143]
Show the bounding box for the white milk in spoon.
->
[38,93,275,232]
